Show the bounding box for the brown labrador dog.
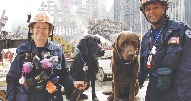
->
[111,31,140,101]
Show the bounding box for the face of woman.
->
[144,2,166,25]
[31,22,50,44]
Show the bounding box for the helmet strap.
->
[27,14,32,62]
[27,25,32,62]
[50,26,54,41]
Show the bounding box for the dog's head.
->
[112,31,140,62]
[77,35,105,57]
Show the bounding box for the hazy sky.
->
[0,0,47,33]
[106,0,114,12]
[0,0,113,33]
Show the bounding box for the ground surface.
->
[63,78,149,101]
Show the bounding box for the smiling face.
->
[144,2,167,27]
[31,22,50,46]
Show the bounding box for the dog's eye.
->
[122,42,129,46]
[133,42,138,47]
[92,41,95,44]
[97,40,101,44]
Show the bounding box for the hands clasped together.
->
[73,81,87,90]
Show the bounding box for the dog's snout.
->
[100,49,105,56]
[101,49,105,53]
[128,51,135,56]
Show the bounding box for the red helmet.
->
[140,0,169,11]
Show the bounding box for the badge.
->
[83,66,88,71]
[46,80,57,94]
[43,52,51,58]
[147,55,152,69]
[19,76,25,84]
[151,46,156,54]
[51,56,58,62]
[19,71,26,84]
[185,29,191,38]
[168,37,179,44]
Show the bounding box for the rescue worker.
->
[139,0,191,101]
[6,11,87,101]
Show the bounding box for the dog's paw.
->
[107,94,114,101]
[93,97,99,101]
[102,91,112,95]
[79,94,88,99]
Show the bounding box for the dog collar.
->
[123,56,138,65]
[117,56,138,67]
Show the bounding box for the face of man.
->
[144,2,167,26]
[31,22,50,43]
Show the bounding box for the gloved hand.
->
[73,81,87,90]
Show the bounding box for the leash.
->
[69,54,88,101]
[78,54,88,100]
[80,55,86,65]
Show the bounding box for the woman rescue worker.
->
[139,0,191,101]
[6,11,86,101]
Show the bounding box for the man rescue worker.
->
[6,11,86,101]
[139,0,191,101]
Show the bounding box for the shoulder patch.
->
[168,37,179,44]
[185,29,191,38]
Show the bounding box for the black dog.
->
[69,35,105,101]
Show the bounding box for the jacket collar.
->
[30,39,54,53]
[145,19,181,39]
[164,19,181,38]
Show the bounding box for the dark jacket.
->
[139,19,191,101]
[6,40,74,101]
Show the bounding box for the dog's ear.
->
[135,34,140,56]
[112,34,123,59]
[112,40,117,52]
[77,39,88,55]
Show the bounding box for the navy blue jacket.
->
[6,40,74,101]
[139,19,191,101]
